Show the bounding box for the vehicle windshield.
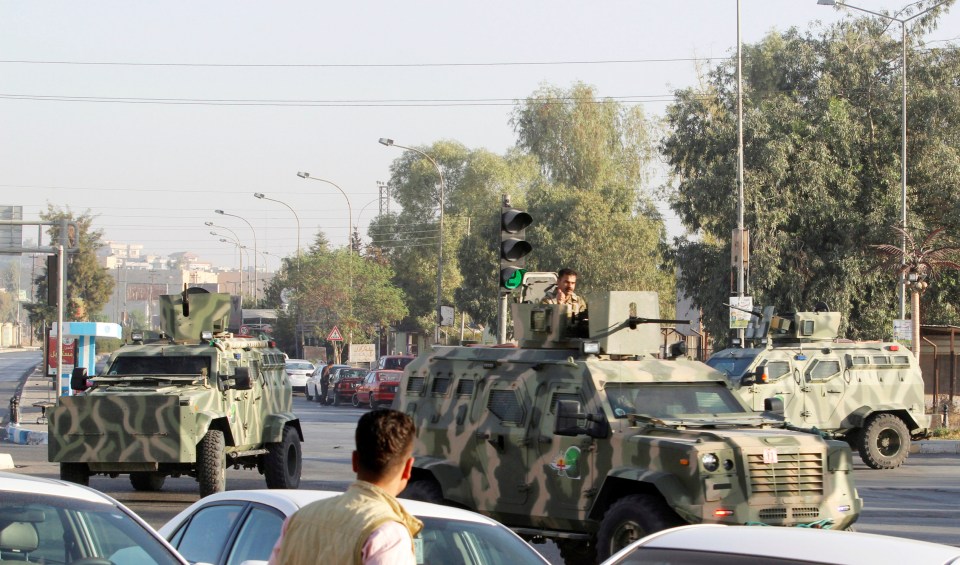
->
[342,368,367,378]
[1,491,181,565]
[415,516,545,564]
[381,357,413,370]
[108,356,211,376]
[606,383,747,419]
[286,362,314,371]
[705,354,758,379]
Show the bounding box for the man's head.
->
[353,409,416,490]
[556,268,578,296]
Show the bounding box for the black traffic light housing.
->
[500,205,532,291]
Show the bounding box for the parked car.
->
[355,369,404,408]
[306,363,344,402]
[601,524,960,565]
[327,367,369,406]
[0,471,188,565]
[284,359,315,394]
[378,354,416,371]
[159,489,549,565]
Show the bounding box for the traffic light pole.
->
[497,194,532,344]
[497,294,508,344]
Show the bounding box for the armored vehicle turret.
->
[49,288,303,496]
[396,291,862,564]
[707,306,930,469]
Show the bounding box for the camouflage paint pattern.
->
[49,292,299,479]
[708,311,930,437]
[396,292,862,544]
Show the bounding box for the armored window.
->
[432,376,451,395]
[872,356,889,365]
[806,360,841,381]
[850,355,869,366]
[766,361,790,380]
[456,379,475,396]
[892,355,910,365]
[487,389,524,425]
[800,320,815,336]
[407,376,425,393]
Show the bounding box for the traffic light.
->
[500,205,532,291]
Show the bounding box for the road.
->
[0,349,45,424]
[3,352,959,562]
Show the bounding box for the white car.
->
[601,524,960,565]
[283,359,315,393]
[159,489,550,565]
[0,471,188,565]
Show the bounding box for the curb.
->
[911,440,960,454]
[3,423,48,446]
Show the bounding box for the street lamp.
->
[213,235,245,301]
[296,172,355,347]
[254,192,301,270]
[215,209,259,304]
[378,137,446,344]
[818,0,950,319]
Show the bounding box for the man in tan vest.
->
[268,409,423,565]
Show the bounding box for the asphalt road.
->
[3,353,960,562]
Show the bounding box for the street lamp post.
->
[254,192,301,270]
[213,235,244,301]
[818,0,949,319]
[378,137,446,344]
[210,227,252,302]
[296,172,355,347]
[215,210,259,304]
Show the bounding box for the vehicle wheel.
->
[400,479,444,503]
[858,413,911,469]
[333,392,341,406]
[130,472,166,491]
[352,393,360,408]
[265,426,302,489]
[197,429,226,497]
[60,462,89,486]
[596,494,683,562]
[557,539,595,565]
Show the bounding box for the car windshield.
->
[1,491,181,565]
[286,362,314,371]
[705,354,758,379]
[382,357,413,370]
[108,356,212,376]
[343,369,367,378]
[415,516,544,564]
[606,383,747,419]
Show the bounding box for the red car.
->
[354,370,403,408]
[328,367,368,407]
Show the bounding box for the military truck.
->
[707,307,930,470]
[48,288,303,497]
[396,292,862,563]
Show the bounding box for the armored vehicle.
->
[48,288,303,496]
[707,307,930,470]
[396,292,862,563]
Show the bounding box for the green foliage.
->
[662,13,960,344]
[25,206,115,336]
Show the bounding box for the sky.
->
[1,1,957,271]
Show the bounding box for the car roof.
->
[0,472,116,506]
[285,359,312,364]
[159,489,507,538]
[604,525,960,565]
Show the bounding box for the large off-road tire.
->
[352,393,360,407]
[858,413,911,469]
[60,462,90,486]
[557,540,596,565]
[596,494,683,562]
[399,479,444,503]
[197,429,226,497]
[264,426,302,489]
[130,472,166,491]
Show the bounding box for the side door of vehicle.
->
[746,359,794,411]
[802,357,847,426]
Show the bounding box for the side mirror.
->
[554,399,610,439]
[740,373,757,386]
[71,367,90,392]
[232,367,253,391]
[764,397,785,415]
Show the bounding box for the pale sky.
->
[2,1,956,270]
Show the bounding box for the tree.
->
[661,12,960,344]
[25,206,114,335]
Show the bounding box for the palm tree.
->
[872,226,960,360]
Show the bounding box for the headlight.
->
[701,453,720,472]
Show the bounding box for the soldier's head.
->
[557,268,579,295]
[353,409,416,492]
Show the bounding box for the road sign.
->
[327,325,344,342]
[350,343,375,363]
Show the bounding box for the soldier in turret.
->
[542,267,587,315]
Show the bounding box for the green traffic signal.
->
[501,267,526,290]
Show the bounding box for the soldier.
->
[319,365,332,405]
[268,409,423,565]
[542,267,587,315]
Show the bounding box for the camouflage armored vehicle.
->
[48,288,303,496]
[707,307,930,470]
[396,292,862,563]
